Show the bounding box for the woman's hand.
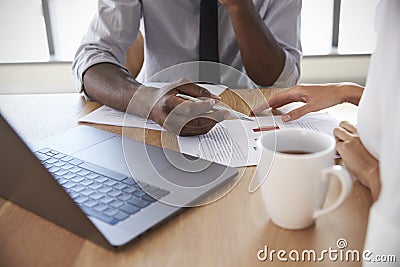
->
[253,83,364,122]
[334,121,381,201]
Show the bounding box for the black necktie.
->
[199,0,220,84]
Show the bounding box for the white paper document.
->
[78,83,227,129]
[178,113,339,167]
[79,105,165,131]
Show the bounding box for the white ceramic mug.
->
[257,129,353,230]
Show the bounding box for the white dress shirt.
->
[357,0,400,265]
[72,0,302,93]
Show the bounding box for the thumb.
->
[282,105,313,122]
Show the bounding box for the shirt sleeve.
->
[363,1,400,265]
[71,0,142,97]
[259,0,302,88]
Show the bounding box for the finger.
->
[180,110,228,130]
[333,127,354,142]
[266,88,302,109]
[169,99,218,116]
[162,94,186,112]
[335,140,344,155]
[173,111,228,136]
[339,121,358,134]
[177,82,220,99]
[281,104,313,122]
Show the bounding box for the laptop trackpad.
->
[72,136,132,176]
[73,136,229,188]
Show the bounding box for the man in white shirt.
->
[72,0,302,136]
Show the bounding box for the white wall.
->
[299,55,370,85]
[0,62,75,94]
[0,55,370,94]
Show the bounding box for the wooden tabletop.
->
[0,90,371,267]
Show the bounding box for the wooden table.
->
[0,90,371,267]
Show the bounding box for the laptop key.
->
[79,179,93,187]
[86,173,99,179]
[63,181,77,189]
[95,175,108,183]
[54,153,67,159]
[34,152,50,162]
[81,188,96,196]
[74,196,89,204]
[45,158,58,164]
[83,199,98,208]
[104,208,119,217]
[93,203,108,212]
[90,192,105,200]
[98,186,112,194]
[45,152,56,157]
[89,182,102,190]
[117,193,131,202]
[113,211,129,222]
[54,161,66,167]
[64,172,77,179]
[71,175,85,183]
[61,156,74,162]
[108,189,122,198]
[57,178,69,185]
[48,166,61,173]
[122,186,137,194]
[68,191,80,199]
[110,200,124,209]
[54,169,69,176]
[153,189,170,199]
[44,163,53,169]
[144,185,159,194]
[79,162,127,181]
[133,190,146,198]
[113,182,127,190]
[99,196,114,204]
[142,194,157,203]
[61,164,75,170]
[71,185,85,193]
[104,179,117,187]
[80,206,118,225]
[69,166,82,173]
[77,169,91,176]
[122,178,136,186]
[127,196,150,208]
[120,203,140,215]
[38,148,51,153]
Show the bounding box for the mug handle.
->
[313,165,353,219]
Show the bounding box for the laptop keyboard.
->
[34,148,170,225]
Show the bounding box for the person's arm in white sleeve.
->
[71,0,142,99]
[363,102,400,266]
[220,0,301,88]
[71,0,228,136]
[363,1,400,265]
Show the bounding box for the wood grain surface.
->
[0,90,371,267]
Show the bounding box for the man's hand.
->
[334,121,380,202]
[253,83,364,122]
[130,79,229,136]
[84,65,227,136]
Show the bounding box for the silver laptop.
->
[0,114,237,248]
